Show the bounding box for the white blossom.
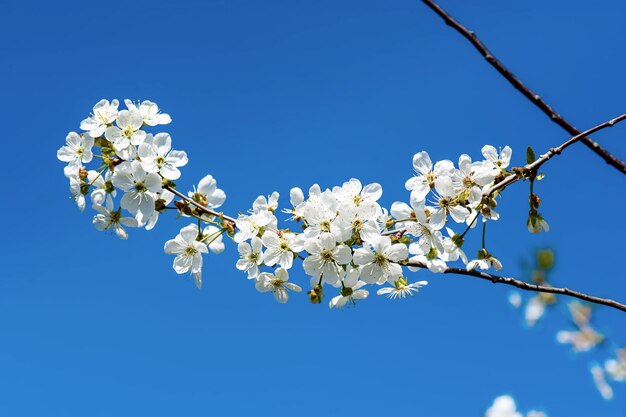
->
[407,242,447,273]
[353,235,408,284]
[124,99,171,126]
[255,268,301,303]
[105,109,146,151]
[112,160,162,223]
[591,365,614,400]
[234,211,277,243]
[467,251,502,272]
[138,133,188,180]
[302,233,352,286]
[164,224,208,288]
[377,277,428,300]
[236,236,264,278]
[252,192,280,213]
[57,132,94,167]
[189,174,226,211]
[556,302,604,352]
[605,348,626,382]
[80,99,119,137]
[145,189,175,231]
[329,268,369,308]
[92,199,139,240]
[64,165,86,212]
[88,169,115,209]
[405,151,454,202]
[261,230,304,270]
[482,144,512,171]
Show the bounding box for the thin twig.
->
[164,184,237,225]
[421,0,626,174]
[485,113,626,196]
[405,261,626,313]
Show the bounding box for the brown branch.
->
[163,184,237,225]
[421,0,626,174]
[383,113,626,237]
[405,261,626,313]
[485,113,626,196]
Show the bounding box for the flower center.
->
[321,250,334,262]
[373,252,387,266]
[134,182,147,192]
[104,180,115,194]
[123,126,134,138]
[192,192,208,206]
[341,287,353,297]
[155,156,166,168]
[426,172,436,188]
[320,220,331,232]
[438,197,453,209]
[185,246,198,256]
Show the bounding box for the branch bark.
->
[421,0,626,174]
[485,113,626,196]
[164,184,237,225]
[405,261,626,313]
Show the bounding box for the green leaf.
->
[526,146,536,164]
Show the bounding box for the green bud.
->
[104,180,115,194]
[154,199,167,213]
[537,249,554,271]
[394,276,408,289]
[526,146,536,164]
[308,285,324,304]
[162,179,176,189]
[451,233,464,248]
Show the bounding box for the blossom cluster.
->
[230,144,517,307]
[60,100,535,308]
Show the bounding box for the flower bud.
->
[308,285,324,304]
[104,180,115,194]
[537,249,554,271]
[451,233,464,248]
[154,198,167,213]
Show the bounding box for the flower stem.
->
[481,220,487,249]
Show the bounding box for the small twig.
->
[421,0,626,174]
[485,113,626,196]
[405,261,626,313]
[382,113,626,237]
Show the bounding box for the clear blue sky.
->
[1,0,625,415]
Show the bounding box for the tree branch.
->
[383,112,626,238]
[485,113,626,196]
[405,261,626,313]
[421,0,626,174]
[163,184,237,225]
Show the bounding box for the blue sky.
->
[1,0,626,415]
